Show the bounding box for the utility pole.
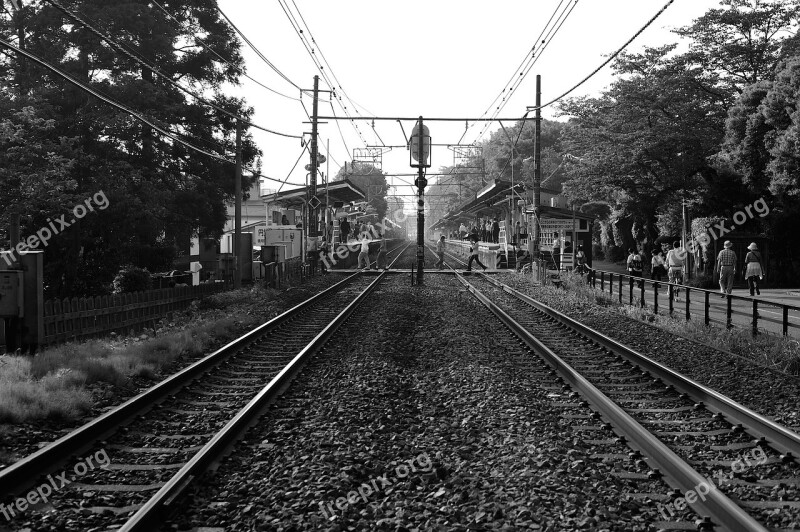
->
[309,75,320,238]
[532,75,542,266]
[411,116,429,285]
[234,119,242,289]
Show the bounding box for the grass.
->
[0,286,266,423]
[551,271,800,376]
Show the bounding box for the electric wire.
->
[215,5,302,92]
[44,0,302,139]
[150,0,301,102]
[0,37,304,187]
[533,0,677,110]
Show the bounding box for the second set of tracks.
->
[430,243,800,531]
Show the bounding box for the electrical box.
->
[0,271,24,317]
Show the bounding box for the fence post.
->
[653,282,659,315]
[685,287,691,321]
[618,275,622,304]
[640,279,645,308]
[668,284,674,316]
[752,300,758,337]
[726,295,733,329]
[609,273,613,296]
[705,291,710,326]
[600,271,605,291]
[784,307,789,336]
[629,276,633,306]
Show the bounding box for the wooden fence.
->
[42,282,229,345]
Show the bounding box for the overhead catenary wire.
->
[532,0,678,111]
[150,0,301,102]
[0,37,304,187]
[43,0,302,139]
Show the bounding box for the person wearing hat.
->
[744,242,764,296]
[715,240,737,296]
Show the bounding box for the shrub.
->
[605,245,626,263]
[685,273,716,289]
[112,265,152,294]
[592,243,605,261]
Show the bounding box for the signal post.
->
[410,117,430,284]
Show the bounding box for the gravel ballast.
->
[169,273,691,531]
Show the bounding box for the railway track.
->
[0,244,413,532]
[452,268,800,531]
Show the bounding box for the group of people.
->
[456,219,500,243]
[627,240,765,298]
[337,218,376,244]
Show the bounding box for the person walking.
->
[435,235,446,270]
[459,222,467,241]
[715,240,737,296]
[307,236,319,275]
[376,234,388,270]
[627,247,644,289]
[492,218,500,244]
[466,237,487,272]
[744,242,763,296]
[318,236,329,274]
[339,218,350,244]
[665,241,685,299]
[651,248,666,281]
[575,245,588,275]
[357,235,370,269]
[551,232,561,270]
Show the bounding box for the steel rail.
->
[480,274,800,464]
[118,246,405,531]
[0,270,364,497]
[457,273,768,532]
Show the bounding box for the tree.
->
[334,163,389,221]
[675,0,800,95]
[0,0,261,296]
[558,46,730,249]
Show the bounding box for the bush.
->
[605,245,626,263]
[112,265,152,294]
[592,243,605,261]
[685,273,716,289]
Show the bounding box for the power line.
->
[44,0,302,140]
[150,0,301,102]
[0,37,303,187]
[215,5,302,92]
[532,0,678,111]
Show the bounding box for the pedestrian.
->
[651,248,666,281]
[435,235,446,270]
[376,234,387,270]
[357,234,370,269]
[466,237,487,272]
[281,213,289,225]
[307,236,319,275]
[744,242,764,296]
[665,240,685,299]
[319,236,329,274]
[551,232,561,270]
[575,245,588,274]
[469,224,479,242]
[492,218,500,244]
[359,221,367,240]
[627,247,644,289]
[715,240,737,296]
[339,218,350,243]
[459,222,467,240]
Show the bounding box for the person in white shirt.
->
[665,241,685,298]
[357,235,370,269]
[650,248,666,281]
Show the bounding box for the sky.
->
[217,0,723,204]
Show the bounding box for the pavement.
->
[589,260,800,337]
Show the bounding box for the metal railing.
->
[585,268,800,337]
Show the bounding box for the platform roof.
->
[261,179,366,209]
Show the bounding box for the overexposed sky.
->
[218,0,722,197]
